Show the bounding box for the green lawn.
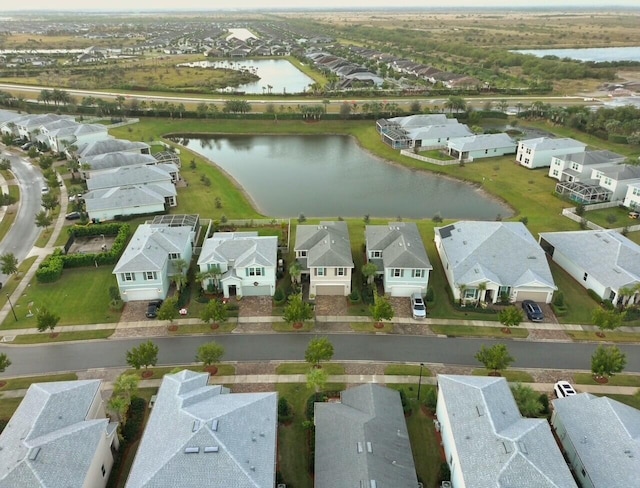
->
[350,321,394,333]
[0,373,78,391]
[272,321,314,332]
[167,323,237,335]
[430,324,529,338]
[584,206,637,230]
[472,369,535,382]
[10,329,114,343]
[384,364,433,376]
[123,364,236,380]
[0,266,121,330]
[605,393,640,409]
[574,372,640,387]
[0,184,19,242]
[566,330,640,343]
[0,398,22,421]
[275,363,345,375]
[548,260,600,325]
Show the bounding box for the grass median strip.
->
[10,329,115,344]
[272,321,314,332]
[0,373,78,391]
[566,330,640,343]
[574,372,640,387]
[384,364,433,376]
[350,322,394,333]
[275,363,345,375]
[123,364,236,380]
[430,324,529,338]
[167,323,237,334]
[472,369,535,383]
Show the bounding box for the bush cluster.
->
[35,249,64,283]
[106,396,147,488]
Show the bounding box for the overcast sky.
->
[2,0,639,12]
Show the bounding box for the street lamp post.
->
[417,362,425,401]
[6,294,17,322]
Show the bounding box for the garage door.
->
[515,291,549,303]
[242,285,271,297]
[390,287,423,298]
[315,285,346,296]
[123,289,161,302]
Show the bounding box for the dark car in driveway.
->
[522,300,544,322]
[146,300,163,318]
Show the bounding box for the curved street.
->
[2,333,640,377]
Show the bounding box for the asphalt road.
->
[2,333,640,377]
[0,151,44,284]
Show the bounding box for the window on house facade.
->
[583,272,588,281]
[633,187,640,197]
[370,250,382,258]
[498,285,511,297]
[411,269,425,278]
[484,149,488,154]
[464,288,477,299]
[101,464,106,477]
[247,267,265,277]
[526,148,531,154]
[524,158,530,165]
[121,272,135,282]
[604,177,612,186]
[168,253,180,260]
[571,162,580,171]
[335,268,346,276]
[297,250,307,258]
[552,170,559,177]
[315,268,326,276]
[143,271,157,280]
[391,268,403,278]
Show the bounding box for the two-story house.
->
[365,222,431,297]
[516,137,586,169]
[548,150,626,182]
[592,164,640,202]
[197,232,278,299]
[113,224,195,302]
[294,221,354,297]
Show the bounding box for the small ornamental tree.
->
[0,253,18,276]
[0,353,11,373]
[362,262,378,287]
[305,337,334,368]
[283,293,314,327]
[126,340,159,372]
[475,344,514,375]
[592,307,625,336]
[200,299,228,326]
[157,296,179,323]
[196,341,225,368]
[370,290,394,325]
[306,367,328,393]
[35,210,53,229]
[36,307,60,335]
[591,345,626,379]
[510,383,544,418]
[499,306,524,328]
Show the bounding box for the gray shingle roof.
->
[437,221,555,289]
[519,137,586,152]
[77,138,150,158]
[365,222,431,271]
[198,232,277,269]
[539,230,640,290]
[113,224,192,273]
[82,151,158,171]
[447,133,516,152]
[295,221,354,268]
[386,114,450,129]
[0,380,115,488]
[555,149,625,167]
[85,183,175,212]
[552,393,640,487]
[314,384,418,488]
[87,165,173,190]
[407,123,474,141]
[438,375,577,488]
[600,164,640,181]
[125,370,277,488]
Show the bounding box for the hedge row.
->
[36,224,130,282]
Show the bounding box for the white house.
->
[407,122,474,149]
[446,133,516,161]
[437,375,577,488]
[623,182,640,209]
[365,222,431,297]
[551,393,640,488]
[0,380,119,488]
[44,123,110,154]
[592,164,640,202]
[435,221,556,304]
[295,221,354,297]
[197,232,278,299]
[113,224,194,302]
[125,370,277,488]
[539,230,640,306]
[87,165,176,191]
[516,137,586,169]
[75,138,150,160]
[548,150,626,182]
[84,183,176,222]
[80,152,160,179]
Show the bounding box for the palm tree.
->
[477,282,488,307]
[196,264,222,293]
[289,262,302,291]
[457,283,468,306]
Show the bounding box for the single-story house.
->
[86,165,175,191]
[365,222,432,297]
[125,370,277,488]
[548,150,626,182]
[44,123,111,154]
[435,221,556,304]
[446,133,516,161]
[551,393,640,488]
[314,384,418,488]
[84,183,176,222]
[113,224,194,302]
[623,182,640,209]
[80,152,160,179]
[407,122,474,149]
[74,138,150,160]
[376,114,450,133]
[437,375,577,488]
[539,230,640,306]
[295,221,354,297]
[0,380,119,488]
[197,232,278,298]
[516,137,586,169]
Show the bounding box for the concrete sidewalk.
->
[1,373,636,399]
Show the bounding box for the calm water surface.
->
[514,46,640,62]
[183,135,512,220]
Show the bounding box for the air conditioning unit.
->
[441,481,452,488]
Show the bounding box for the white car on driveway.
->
[411,293,427,319]
[554,381,577,398]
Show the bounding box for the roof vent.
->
[28,447,40,461]
[211,419,218,431]
[357,442,363,453]
[184,447,200,454]
[204,446,219,453]
[192,420,200,432]
[366,442,372,453]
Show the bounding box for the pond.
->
[177,59,314,94]
[181,135,512,220]
[513,46,640,62]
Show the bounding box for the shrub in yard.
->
[587,289,602,304]
[539,393,550,416]
[553,291,564,308]
[425,286,435,303]
[422,387,437,413]
[399,389,410,414]
[348,288,360,303]
[273,287,286,305]
[278,397,292,422]
[35,250,64,283]
[121,397,146,443]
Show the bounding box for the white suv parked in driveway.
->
[554,381,577,398]
[411,293,427,319]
